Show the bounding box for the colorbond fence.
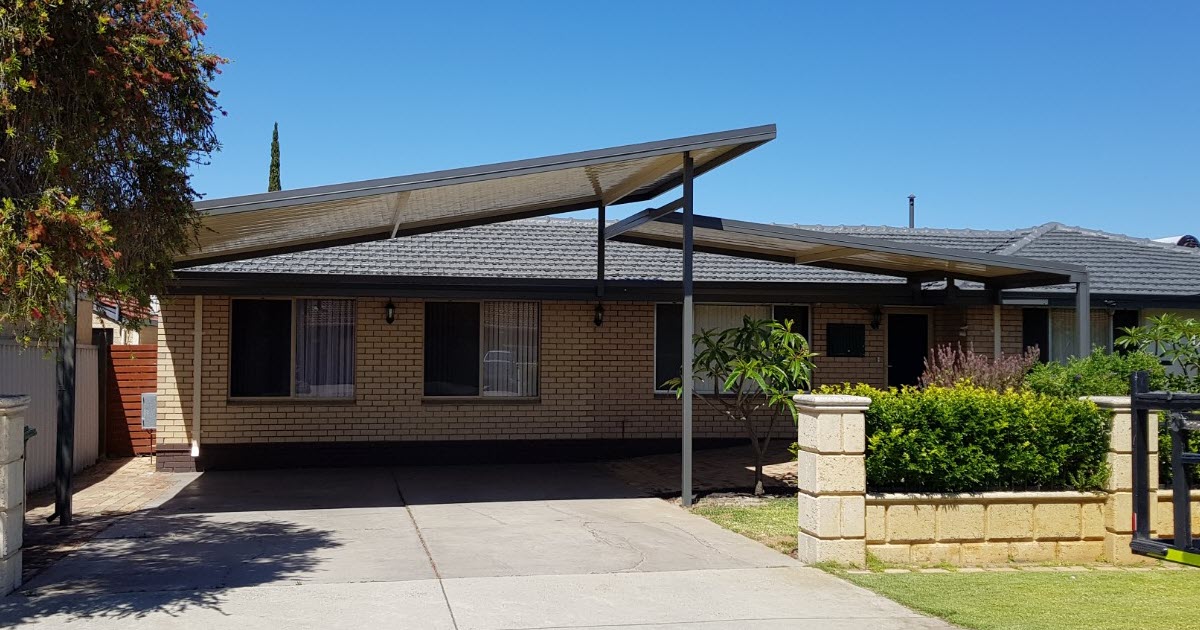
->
[0,341,100,491]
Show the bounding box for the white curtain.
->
[1049,309,1111,363]
[694,304,772,394]
[294,299,356,398]
[482,302,539,397]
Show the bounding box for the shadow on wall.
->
[0,513,340,624]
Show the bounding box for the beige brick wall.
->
[810,304,886,388]
[157,296,1051,447]
[159,297,805,447]
[866,493,1108,565]
[1153,490,1200,539]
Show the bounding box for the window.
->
[1050,309,1112,363]
[424,301,539,397]
[1022,308,1112,364]
[654,304,810,392]
[826,323,866,357]
[229,298,356,399]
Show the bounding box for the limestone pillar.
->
[795,394,871,566]
[0,395,29,595]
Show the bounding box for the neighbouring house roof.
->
[92,295,160,326]
[181,218,1200,302]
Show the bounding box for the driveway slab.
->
[442,567,947,630]
[1,463,952,629]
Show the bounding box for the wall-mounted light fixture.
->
[870,306,883,330]
[385,300,395,324]
[594,303,605,327]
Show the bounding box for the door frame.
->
[884,307,934,388]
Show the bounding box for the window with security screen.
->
[826,323,866,358]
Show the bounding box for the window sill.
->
[227,397,357,406]
[421,396,541,405]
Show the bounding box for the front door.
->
[887,313,929,387]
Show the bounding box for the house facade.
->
[154,218,1200,471]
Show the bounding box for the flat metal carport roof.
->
[179,125,777,266]
[606,210,1087,289]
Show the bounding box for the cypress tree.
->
[268,122,281,191]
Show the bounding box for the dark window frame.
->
[227,297,357,401]
[422,300,542,399]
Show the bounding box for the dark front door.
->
[887,313,929,387]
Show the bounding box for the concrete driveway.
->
[0,464,949,629]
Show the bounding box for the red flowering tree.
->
[0,1,224,345]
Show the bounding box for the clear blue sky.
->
[192,1,1198,237]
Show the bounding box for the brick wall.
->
[810,304,886,388]
[156,296,1074,454]
[932,305,1024,358]
[158,297,797,451]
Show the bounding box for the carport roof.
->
[606,211,1087,289]
[178,125,777,266]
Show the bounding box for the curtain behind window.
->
[694,305,772,395]
[294,299,356,398]
[482,302,539,397]
[1049,309,1112,363]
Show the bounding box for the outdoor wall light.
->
[385,300,395,324]
[870,306,883,330]
[594,304,605,327]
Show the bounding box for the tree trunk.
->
[753,458,765,496]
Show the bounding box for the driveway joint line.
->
[390,467,460,630]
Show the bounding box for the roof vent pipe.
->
[908,194,916,229]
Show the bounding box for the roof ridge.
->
[996,222,1062,255]
[790,223,1033,236]
[1037,222,1200,256]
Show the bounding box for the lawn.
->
[842,570,1200,630]
[690,498,1200,630]
[691,497,798,556]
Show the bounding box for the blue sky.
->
[192,1,1198,237]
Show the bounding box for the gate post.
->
[1086,396,1157,564]
[795,394,871,566]
[0,395,30,595]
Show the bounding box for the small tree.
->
[268,122,281,192]
[666,317,816,495]
[1116,313,1200,388]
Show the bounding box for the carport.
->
[168,124,1087,508]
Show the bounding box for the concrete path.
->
[0,464,950,629]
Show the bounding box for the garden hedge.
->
[821,383,1111,493]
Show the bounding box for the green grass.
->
[691,497,798,556]
[691,498,1200,630]
[841,570,1200,630]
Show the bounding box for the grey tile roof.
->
[189,218,1200,297]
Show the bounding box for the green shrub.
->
[1023,350,1167,398]
[821,383,1111,493]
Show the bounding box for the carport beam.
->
[681,153,694,507]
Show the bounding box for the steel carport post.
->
[681,152,695,507]
[1076,277,1090,358]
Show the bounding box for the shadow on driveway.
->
[0,514,340,625]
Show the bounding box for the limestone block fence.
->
[796,394,1169,566]
[0,395,29,595]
